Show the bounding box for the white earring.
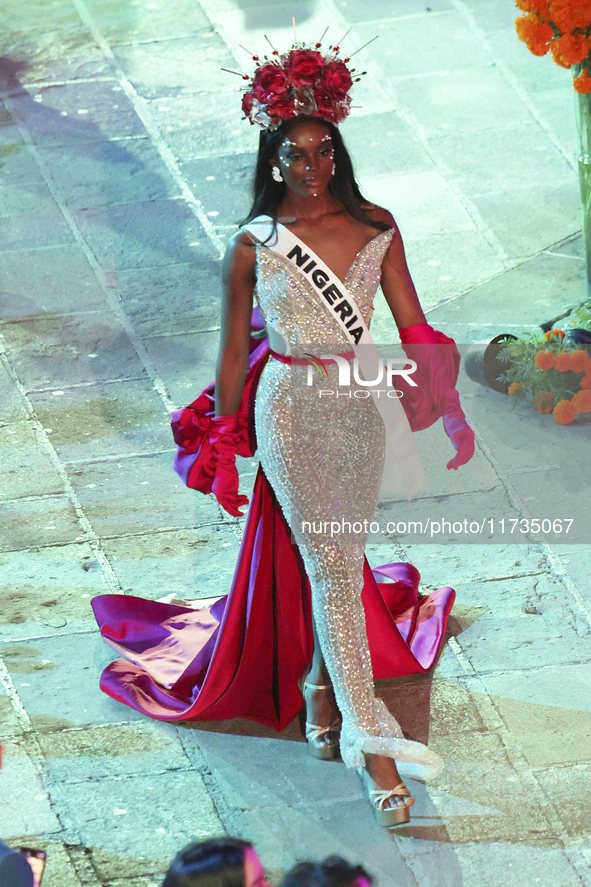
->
[331,163,336,177]
[272,166,283,183]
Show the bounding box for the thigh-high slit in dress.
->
[92,227,453,781]
[254,230,442,777]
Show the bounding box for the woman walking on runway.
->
[93,38,474,827]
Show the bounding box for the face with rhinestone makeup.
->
[272,119,335,198]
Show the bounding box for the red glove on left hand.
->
[209,415,249,517]
[443,411,475,470]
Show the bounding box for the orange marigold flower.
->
[571,388,591,413]
[554,350,573,371]
[532,390,554,412]
[550,32,591,68]
[508,382,524,395]
[547,0,591,32]
[553,398,577,424]
[544,328,566,341]
[534,349,555,370]
[569,349,590,373]
[516,0,550,13]
[580,370,591,389]
[574,70,591,92]
[515,13,554,55]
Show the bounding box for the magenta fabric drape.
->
[92,314,455,728]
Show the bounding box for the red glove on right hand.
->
[209,415,249,517]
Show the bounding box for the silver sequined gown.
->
[254,229,442,779]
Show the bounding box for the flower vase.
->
[575,88,591,299]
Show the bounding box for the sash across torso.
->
[243,215,427,500]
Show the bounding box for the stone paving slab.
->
[413,843,585,887]
[0,179,76,250]
[82,0,210,45]
[356,12,487,78]
[0,244,110,318]
[72,198,208,272]
[469,181,581,260]
[397,66,533,137]
[1,632,144,732]
[0,421,65,500]
[0,361,29,424]
[112,31,237,100]
[38,137,182,211]
[67,452,223,537]
[148,92,259,163]
[29,379,172,463]
[371,229,506,323]
[2,314,145,391]
[3,7,111,88]
[473,663,591,768]
[66,768,222,877]
[428,730,555,843]
[428,236,586,334]
[0,140,44,185]
[376,674,487,743]
[114,260,222,338]
[6,83,146,146]
[0,739,62,839]
[435,124,574,201]
[537,764,591,840]
[179,152,257,229]
[551,544,591,607]
[0,542,108,636]
[0,494,83,553]
[100,525,241,601]
[37,721,191,784]
[2,0,591,884]
[464,384,590,474]
[142,329,219,406]
[0,686,26,740]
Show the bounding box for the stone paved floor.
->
[1,1,590,885]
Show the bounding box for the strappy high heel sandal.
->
[357,765,415,826]
[298,676,341,761]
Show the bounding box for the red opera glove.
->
[209,415,249,517]
[442,411,475,470]
[398,322,475,470]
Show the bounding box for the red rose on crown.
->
[251,64,289,103]
[285,49,325,88]
[241,91,254,118]
[314,90,340,123]
[322,59,353,98]
[267,94,298,126]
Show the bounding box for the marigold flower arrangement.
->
[498,328,591,424]
[515,1,591,91]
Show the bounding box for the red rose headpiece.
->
[228,34,371,131]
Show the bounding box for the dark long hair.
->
[161,838,251,887]
[241,117,390,235]
[280,855,374,887]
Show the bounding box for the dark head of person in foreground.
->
[162,837,270,887]
[280,856,374,887]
